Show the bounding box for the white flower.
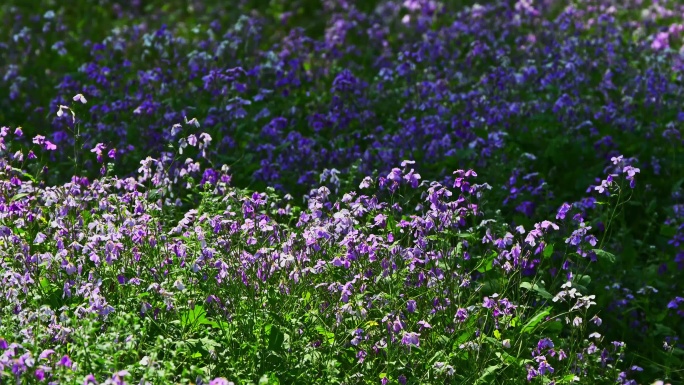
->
[34,232,46,244]
[588,332,602,340]
[72,93,87,104]
[171,123,183,136]
[173,279,185,291]
[184,116,200,127]
[57,105,75,122]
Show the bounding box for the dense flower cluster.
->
[0,0,682,383]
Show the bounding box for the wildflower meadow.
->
[0,0,683,384]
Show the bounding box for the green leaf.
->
[179,305,209,331]
[480,278,504,295]
[574,274,591,286]
[199,337,220,350]
[521,307,552,334]
[653,323,675,337]
[519,281,553,300]
[543,243,554,259]
[592,249,617,265]
[660,225,677,238]
[557,374,579,383]
[474,364,501,384]
[315,326,335,345]
[11,167,37,183]
[266,324,285,352]
[542,320,563,336]
[10,192,29,202]
[427,351,445,365]
[476,251,498,273]
[495,351,531,367]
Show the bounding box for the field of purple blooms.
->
[0,0,683,384]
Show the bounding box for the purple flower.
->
[538,221,559,231]
[58,355,73,369]
[667,297,683,309]
[407,300,417,313]
[525,228,542,247]
[537,338,554,352]
[401,332,420,347]
[652,32,670,50]
[356,350,367,363]
[454,307,468,323]
[585,235,598,247]
[83,373,98,385]
[535,355,554,376]
[359,176,373,189]
[44,141,57,151]
[403,169,422,188]
[38,349,55,360]
[209,378,235,385]
[374,213,387,228]
[387,168,402,182]
[392,318,405,333]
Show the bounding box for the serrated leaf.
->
[592,248,616,263]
